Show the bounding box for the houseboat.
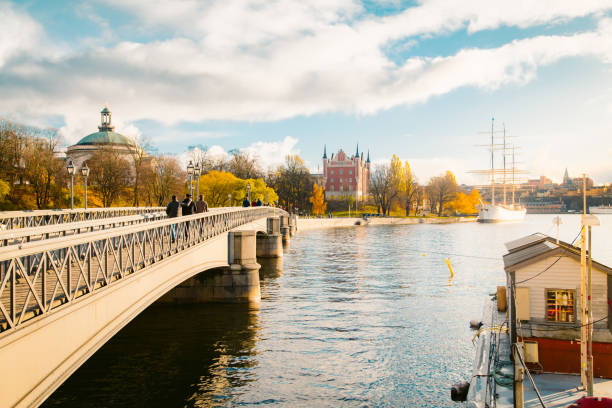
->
[456,233,612,407]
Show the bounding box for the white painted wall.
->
[514,255,608,323]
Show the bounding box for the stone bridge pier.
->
[280,215,290,245]
[159,230,261,304]
[256,217,282,258]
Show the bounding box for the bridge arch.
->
[0,207,285,408]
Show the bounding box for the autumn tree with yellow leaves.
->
[309,183,327,215]
[445,189,481,215]
[197,170,277,207]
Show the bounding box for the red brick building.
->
[322,145,370,201]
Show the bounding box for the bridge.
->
[0,206,296,408]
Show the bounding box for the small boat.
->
[589,205,612,214]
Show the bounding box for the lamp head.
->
[81,163,90,177]
[187,160,194,175]
[66,159,74,175]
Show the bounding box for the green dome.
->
[76,131,132,146]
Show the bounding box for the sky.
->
[1,0,612,184]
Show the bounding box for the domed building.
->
[66,106,139,168]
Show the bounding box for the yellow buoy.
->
[445,258,454,278]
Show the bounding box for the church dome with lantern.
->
[67,105,137,168]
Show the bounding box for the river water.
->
[43,215,612,407]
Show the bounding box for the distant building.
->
[66,105,140,168]
[562,168,573,186]
[563,168,593,189]
[322,145,370,201]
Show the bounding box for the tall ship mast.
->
[471,118,527,222]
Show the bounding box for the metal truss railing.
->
[0,212,167,248]
[0,207,165,230]
[0,207,284,333]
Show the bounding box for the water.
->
[43,215,612,407]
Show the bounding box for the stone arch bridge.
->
[0,207,296,408]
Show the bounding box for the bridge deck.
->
[0,207,281,333]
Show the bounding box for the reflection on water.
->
[42,303,260,408]
[43,215,612,407]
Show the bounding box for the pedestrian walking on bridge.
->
[195,195,208,213]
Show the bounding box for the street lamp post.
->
[194,163,201,199]
[66,159,75,210]
[246,182,251,203]
[81,163,90,209]
[228,193,232,207]
[187,160,194,197]
[266,191,269,206]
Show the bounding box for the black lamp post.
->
[194,163,201,199]
[66,159,75,210]
[246,182,251,203]
[81,163,90,209]
[187,160,194,196]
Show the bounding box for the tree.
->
[446,189,482,215]
[244,177,278,204]
[370,164,395,216]
[22,135,64,209]
[149,156,185,206]
[0,179,9,201]
[309,183,327,215]
[228,152,263,179]
[127,135,154,207]
[394,158,417,216]
[268,155,313,211]
[89,147,131,207]
[427,171,458,216]
[197,171,244,207]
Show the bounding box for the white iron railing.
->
[0,207,165,230]
[0,207,284,333]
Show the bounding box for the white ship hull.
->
[589,206,612,214]
[478,203,526,222]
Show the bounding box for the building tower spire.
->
[355,143,359,157]
[323,144,327,159]
[366,150,370,163]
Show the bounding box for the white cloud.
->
[1,1,612,153]
[177,137,300,171]
[240,136,300,170]
[0,2,42,67]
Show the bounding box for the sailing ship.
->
[472,118,526,222]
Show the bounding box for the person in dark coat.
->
[166,195,180,242]
[182,194,195,215]
[242,197,250,207]
[256,198,263,206]
[166,195,180,218]
[181,194,195,237]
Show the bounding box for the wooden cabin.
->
[503,233,612,377]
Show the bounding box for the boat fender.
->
[469,320,482,329]
[450,381,470,402]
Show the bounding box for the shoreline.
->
[297,216,477,231]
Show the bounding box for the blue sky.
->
[1,1,612,184]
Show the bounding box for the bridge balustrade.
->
[0,207,283,333]
[0,207,165,230]
[0,212,167,248]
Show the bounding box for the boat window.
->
[546,289,575,323]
